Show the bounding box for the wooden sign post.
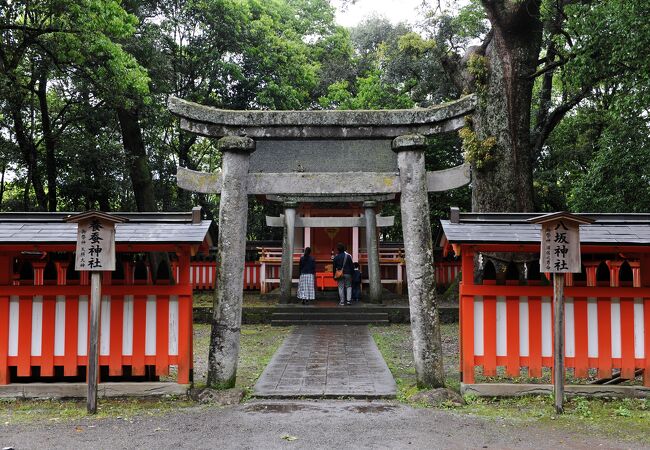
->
[65,212,127,414]
[529,212,594,414]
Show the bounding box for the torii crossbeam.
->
[169,94,476,389]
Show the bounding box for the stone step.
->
[271,319,390,326]
[272,312,389,321]
[273,306,395,314]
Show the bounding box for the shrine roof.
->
[0,211,213,245]
[167,95,476,139]
[440,211,650,246]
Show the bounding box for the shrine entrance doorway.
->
[310,206,355,261]
[312,227,348,260]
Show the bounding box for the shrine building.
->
[0,208,212,394]
[439,208,650,395]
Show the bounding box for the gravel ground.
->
[2,324,648,449]
[2,399,645,450]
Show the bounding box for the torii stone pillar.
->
[363,201,382,303]
[279,201,297,303]
[207,136,255,388]
[393,134,444,388]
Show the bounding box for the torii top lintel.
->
[167,95,476,140]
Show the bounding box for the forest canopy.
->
[1,0,649,239]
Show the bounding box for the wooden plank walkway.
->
[253,325,396,398]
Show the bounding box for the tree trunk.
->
[532,41,556,153]
[37,68,58,212]
[0,161,5,209]
[471,0,542,213]
[11,109,48,211]
[116,107,173,283]
[177,131,213,218]
[116,107,157,212]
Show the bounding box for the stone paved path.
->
[254,325,396,398]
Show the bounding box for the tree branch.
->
[527,56,567,79]
[534,85,591,152]
[0,24,76,34]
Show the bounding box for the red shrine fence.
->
[186,255,460,292]
[185,261,266,291]
[458,249,650,386]
[1,284,193,385]
[0,255,195,386]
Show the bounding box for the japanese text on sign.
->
[75,218,116,271]
[540,220,581,273]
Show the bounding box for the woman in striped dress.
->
[297,247,316,304]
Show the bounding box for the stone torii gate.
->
[169,94,476,388]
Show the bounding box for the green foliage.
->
[566,116,650,213]
[0,0,349,219]
[318,70,413,110]
[424,0,488,55]
[1,0,649,225]
[452,0,488,40]
[0,0,151,105]
[537,91,650,213]
[532,0,650,212]
[465,54,488,96]
[459,117,496,170]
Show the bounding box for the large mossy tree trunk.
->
[470,0,542,213]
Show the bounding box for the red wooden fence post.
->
[55,261,69,286]
[123,260,134,285]
[460,249,475,384]
[640,255,650,387]
[0,255,11,384]
[32,261,46,286]
[109,293,124,377]
[177,250,193,385]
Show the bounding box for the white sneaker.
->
[339,301,344,306]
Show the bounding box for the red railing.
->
[459,251,650,386]
[435,260,461,288]
[185,261,261,291]
[0,283,193,385]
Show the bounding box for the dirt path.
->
[2,399,646,450]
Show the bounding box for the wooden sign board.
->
[539,220,581,273]
[75,219,116,271]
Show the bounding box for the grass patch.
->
[193,293,278,308]
[1,323,292,424]
[371,323,650,443]
[234,325,292,392]
[462,395,650,444]
[0,396,196,424]
[370,323,460,401]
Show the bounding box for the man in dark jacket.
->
[332,242,354,305]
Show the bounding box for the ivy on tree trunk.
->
[470,0,542,213]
